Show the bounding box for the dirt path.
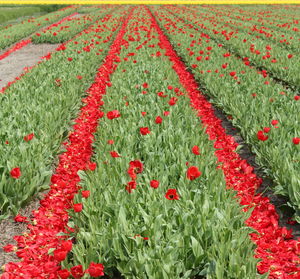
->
[0,191,46,268]
[0,11,83,89]
[0,43,59,89]
[0,42,60,269]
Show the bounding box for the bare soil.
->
[0,190,48,268]
[0,13,80,272]
[0,43,59,89]
[0,42,59,272]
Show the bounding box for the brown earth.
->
[0,12,83,273]
[0,42,60,270]
[0,43,59,89]
[0,190,48,269]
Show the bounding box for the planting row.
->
[2,6,262,279]
[0,5,77,50]
[200,5,300,33]
[1,5,300,279]
[186,5,300,54]
[76,5,104,14]
[0,6,123,219]
[0,6,42,25]
[68,7,261,277]
[170,5,300,90]
[152,5,300,220]
[31,6,115,44]
[216,4,300,27]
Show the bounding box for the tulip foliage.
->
[0,6,125,218]
[150,5,300,221]
[31,6,116,44]
[63,6,296,278]
[166,5,300,89]
[0,5,78,50]
[1,4,300,279]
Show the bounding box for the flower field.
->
[0,4,299,279]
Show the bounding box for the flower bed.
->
[0,7,124,218]
[1,5,299,279]
[152,5,300,223]
[0,6,77,50]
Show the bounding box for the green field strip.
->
[151,5,300,220]
[31,5,118,44]
[76,4,104,13]
[0,8,126,219]
[0,6,77,50]
[65,7,262,279]
[226,4,300,23]
[184,5,300,54]
[169,5,300,90]
[0,6,43,25]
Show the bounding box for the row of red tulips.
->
[154,4,300,223]
[0,12,79,62]
[185,5,300,54]
[0,5,77,50]
[1,5,299,279]
[2,7,132,278]
[170,5,300,89]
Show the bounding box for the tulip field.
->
[0,4,299,279]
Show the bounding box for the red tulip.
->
[73,203,83,213]
[10,167,21,179]
[263,127,271,133]
[129,160,143,174]
[81,190,90,198]
[257,130,268,141]
[87,262,105,277]
[58,269,70,279]
[110,151,120,158]
[155,116,163,124]
[140,127,151,135]
[292,137,300,145]
[165,189,179,200]
[24,133,34,142]
[169,97,178,106]
[61,240,73,252]
[157,91,167,98]
[150,180,159,189]
[70,265,84,278]
[126,181,137,193]
[54,249,68,262]
[106,110,120,120]
[187,166,201,180]
[192,145,200,155]
[88,162,97,171]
